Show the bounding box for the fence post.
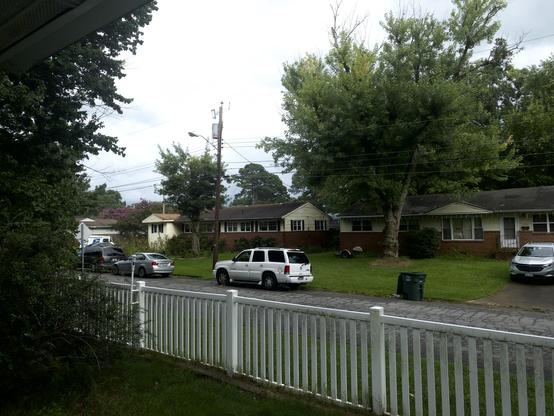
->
[137,281,146,349]
[370,306,387,415]
[225,289,238,375]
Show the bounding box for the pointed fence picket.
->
[107,282,554,416]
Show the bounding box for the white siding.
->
[282,203,330,231]
[147,222,180,247]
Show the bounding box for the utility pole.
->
[212,101,224,269]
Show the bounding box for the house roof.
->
[201,201,307,221]
[76,217,117,227]
[142,201,317,224]
[340,186,554,217]
[142,213,183,224]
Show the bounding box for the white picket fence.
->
[109,281,554,416]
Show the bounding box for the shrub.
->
[404,228,441,259]
[165,233,216,257]
[116,236,149,255]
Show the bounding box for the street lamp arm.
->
[187,131,217,151]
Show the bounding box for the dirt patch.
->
[370,257,413,268]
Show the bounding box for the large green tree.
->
[501,57,554,187]
[231,163,290,205]
[80,183,126,217]
[156,144,223,255]
[0,2,156,398]
[263,0,517,257]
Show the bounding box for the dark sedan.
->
[113,252,175,278]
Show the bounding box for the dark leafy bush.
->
[404,228,441,259]
[0,225,139,405]
[165,233,219,256]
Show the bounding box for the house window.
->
[291,220,305,231]
[351,218,372,232]
[533,214,554,233]
[200,222,214,233]
[442,217,483,240]
[151,224,164,233]
[240,222,252,232]
[315,220,327,231]
[182,223,192,233]
[225,222,238,232]
[258,221,278,232]
[399,218,420,232]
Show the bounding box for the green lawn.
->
[173,252,509,301]
[3,353,362,416]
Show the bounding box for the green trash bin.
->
[397,272,426,301]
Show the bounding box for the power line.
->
[102,151,554,192]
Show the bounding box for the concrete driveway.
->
[472,280,554,311]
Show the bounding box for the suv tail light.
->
[99,257,104,264]
[284,265,290,274]
[151,261,158,266]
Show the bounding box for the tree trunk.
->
[382,205,402,257]
[381,147,420,257]
[191,221,200,256]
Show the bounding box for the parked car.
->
[81,243,126,272]
[510,242,554,281]
[113,252,175,278]
[212,247,313,290]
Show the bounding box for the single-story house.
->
[142,201,331,249]
[76,217,120,237]
[339,186,554,256]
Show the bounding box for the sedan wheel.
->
[137,267,146,278]
[113,265,119,275]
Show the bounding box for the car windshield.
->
[518,246,554,257]
[148,254,168,259]
[287,251,309,264]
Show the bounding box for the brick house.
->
[339,186,554,256]
[143,201,331,249]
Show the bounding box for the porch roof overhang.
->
[0,0,151,72]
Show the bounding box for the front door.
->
[501,217,518,248]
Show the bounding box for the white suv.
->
[212,248,313,290]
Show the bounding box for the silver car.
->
[510,243,554,281]
[113,252,175,278]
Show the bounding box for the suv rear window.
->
[287,251,309,264]
[268,250,285,263]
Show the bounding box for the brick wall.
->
[219,231,332,251]
[519,231,554,245]
[438,231,499,256]
[341,231,501,257]
[219,232,283,250]
[282,231,332,249]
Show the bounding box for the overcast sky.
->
[84,0,554,204]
